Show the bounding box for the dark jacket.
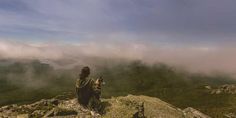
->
[75,77,94,106]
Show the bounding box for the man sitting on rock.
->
[75,66,103,113]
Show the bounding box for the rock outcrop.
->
[210,84,236,94]
[0,95,210,118]
[224,113,236,118]
[183,107,211,118]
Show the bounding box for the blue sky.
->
[0,0,236,45]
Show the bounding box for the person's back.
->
[75,66,94,107]
[76,77,94,106]
[75,66,103,113]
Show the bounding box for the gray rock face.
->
[0,95,210,118]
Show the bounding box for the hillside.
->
[1,60,236,117]
[0,95,210,118]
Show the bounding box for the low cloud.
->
[0,40,236,75]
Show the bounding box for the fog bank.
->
[0,40,236,75]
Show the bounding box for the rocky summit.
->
[0,95,210,118]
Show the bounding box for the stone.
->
[224,113,236,118]
[43,107,78,117]
[210,84,236,95]
[17,114,29,118]
[32,110,46,117]
[205,86,211,90]
[215,90,221,94]
[183,107,211,118]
